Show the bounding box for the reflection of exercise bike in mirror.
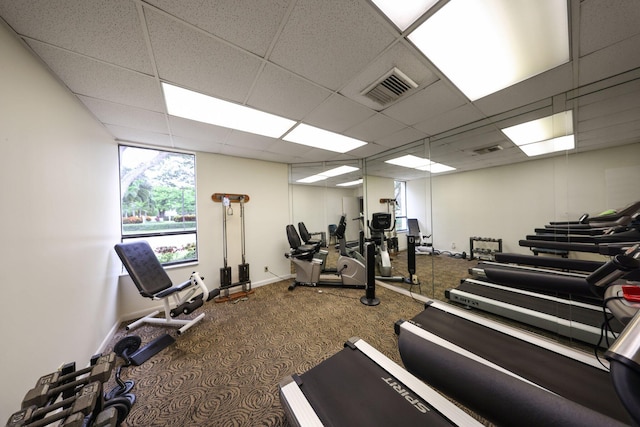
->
[285,222,367,291]
[368,211,410,282]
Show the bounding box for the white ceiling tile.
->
[106,124,172,147]
[578,114,640,144]
[345,114,406,142]
[27,40,163,111]
[262,151,307,164]
[247,64,332,120]
[578,33,640,86]
[304,94,375,133]
[383,81,466,126]
[579,99,640,131]
[348,142,392,159]
[266,140,317,157]
[0,0,152,74]
[375,127,428,148]
[414,104,485,136]
[78,96,168,133]
[220,144,268,159]
[226,130,277,150]
[145,0,290,57]
[580,0,640,55]
[269,0,396,90]
[172,136,224,154]
[145,8,262,103]
[577,78,640,115]
[168,117,232,143]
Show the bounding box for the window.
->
[119,145,197,265]
[394,180,407,231]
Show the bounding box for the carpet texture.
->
[107,248,597,426]
[104,261,450,426]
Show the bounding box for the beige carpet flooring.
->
[104,248,594,426]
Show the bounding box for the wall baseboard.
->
[97,275,293,353]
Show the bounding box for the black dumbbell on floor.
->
[7,381,101,427]
[21,353,115,409]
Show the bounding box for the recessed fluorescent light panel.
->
[408,0,569,100]
[296,165,360,184]
[297,175,328,184]
[162,82,296,138]
[371,0,439,31]
[385,154,430,168]
[284,124,367,153]
[385,154,455,174]
[337,179,363,187]
[416,162,456,173]
[501,110,574,157]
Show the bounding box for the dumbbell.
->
[91,406,119,427]
[7,381,101,427]
[22,353,115,408]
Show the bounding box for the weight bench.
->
[114,241,220,335]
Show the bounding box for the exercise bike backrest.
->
[369,212,394,232]
[286,224,317,260]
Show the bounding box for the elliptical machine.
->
[285,221,366,290]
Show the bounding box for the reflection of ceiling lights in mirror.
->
[416,162,456,173]
[385,154,455,174]
[296,165,359,183]
[284,124,367,153]
[337,179,363,187]
[385,154,430,168]
[407,0,569,101]
[501,110,574,157]
[162,83,296,138]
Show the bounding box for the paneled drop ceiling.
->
[1,0,639,185]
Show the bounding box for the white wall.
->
[403,143,640,257]
[290,185,360,242]
[0,23,122,417]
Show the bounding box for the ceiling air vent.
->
[473,145,504,155]
[361,67,418,106]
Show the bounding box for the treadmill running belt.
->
[410,306,630,423]
[292,345,457,426]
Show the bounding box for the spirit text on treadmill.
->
[381,377,430,413]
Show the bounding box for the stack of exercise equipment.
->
[5,330,177,427]
[6,353,129,426]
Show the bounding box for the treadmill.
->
[447,251,640,346]
[278,336,482,426]
[545,201,640,229]
[518,239,637,256]
[494,252,605,272]
[526,227,640,244]
[395,302,632,426]
[446,278,621,346]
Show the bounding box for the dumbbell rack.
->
[6,352,131,427]
[469,236,502,261]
